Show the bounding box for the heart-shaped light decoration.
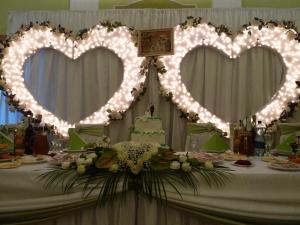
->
[0,24,144,135]
[159,22,300,134]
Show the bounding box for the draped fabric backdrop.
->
[2,8,300,150]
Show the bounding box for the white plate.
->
[268,163,300,171]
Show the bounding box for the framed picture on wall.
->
[138,28,174,57]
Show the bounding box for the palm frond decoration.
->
[38,142,232,205]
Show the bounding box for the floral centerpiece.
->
[40,141,231,205]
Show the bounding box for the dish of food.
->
[191,152,224,164]
[20,155,48,164]
[222,150,248,161]
[268,161,300,171]
[0,160,21,169]
[232,159,253,167]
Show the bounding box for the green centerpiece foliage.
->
[39,142,231,205]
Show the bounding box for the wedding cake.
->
[130,115,166,145]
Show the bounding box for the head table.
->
[0,158,299,225]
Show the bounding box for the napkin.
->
[0,131,13,149]
[68,124,105,150]
[275,123,300,153]
[201,133,229,153]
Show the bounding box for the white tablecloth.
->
[0,159,300,225]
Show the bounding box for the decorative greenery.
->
[39,142,231,205]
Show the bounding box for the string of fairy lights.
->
[159,22,300,135]
[0,24,144,136]
[1,19,300,136]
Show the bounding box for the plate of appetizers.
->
[20,155,48,165]
[268,161,300,171]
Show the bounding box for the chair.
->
[185,122,229,153]
[68,124,105,150]
[275,122,300,154]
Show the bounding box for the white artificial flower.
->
[179,155,187,162]
[61,161,71,169]
[86,153,97,159]
[84,158,93,166]
[77,164,86,175]
[204,161,214,170]
[9,105,15,112]
[109,164,119,173]
[142,151,152,161]
[117,151,128,161]
[156,60,164,69]
[149,146,158,155]
[287,30,298,40]
[170,161,180,170]
[76,158,85,166]
[181,162,191,172]
[187,18,194,27]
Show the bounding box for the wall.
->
[0,0,69,34]
[0,0,300,33]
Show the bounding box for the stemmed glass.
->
[189,135,200,152]
[264,131,273,156]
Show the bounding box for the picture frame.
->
[138,28,174,57]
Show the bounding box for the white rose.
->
[179,155,187,162]
[170,161,180,170]
[156,60,164,69]
[204,161,214,170]
[86,153,97,159]
[142,152,152,161]
[84,158,93,166]
[187,18,194,27]
[287,30,298,40]
[117,151,128,161]
[181,162,191,172]
[77,164,86,175]
[109,164,119,173]
[149,146,158,155]
[61,161,71,169]
[76,158,85,166]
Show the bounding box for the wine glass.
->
[189,135,200,152]
[264,131,273,156]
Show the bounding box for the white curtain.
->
[181,46,285,122]
[3,8,300,149]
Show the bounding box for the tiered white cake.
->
[130,116,165,145]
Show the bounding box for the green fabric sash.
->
[187,123,229,152]
[275,123,300,152]
[68,125,104,150]
[0,131,14,149]
[202,133,229,152]
[187,123,216,134]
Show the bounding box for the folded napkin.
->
[68,124,105,150]
[186,123,229,153]
[275,123,300,152]
[0,131,14,149]
[201,133,229,153]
